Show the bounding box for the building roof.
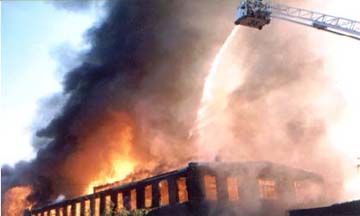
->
[289,200,360,216]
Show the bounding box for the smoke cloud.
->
[2,0,239,206]
[195,0,346,202]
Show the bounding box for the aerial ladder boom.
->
[235,0,360,41]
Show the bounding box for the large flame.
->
[84,126,137,194]
[3,186,33,216]
[86,160,136,194]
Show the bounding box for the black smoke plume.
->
[2,0,238,206]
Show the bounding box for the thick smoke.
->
[196,0,346,202]
[2,0,239,206]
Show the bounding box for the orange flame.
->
[3,186,33,216]
[84,126,137,194]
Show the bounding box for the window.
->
[177,177,188,203]
[44,211,48,216]
[117,193,124,211]
[159,180,170,206]
[227,177,239,201]
[84,200,90,216]
[59,208,64,216]
[105,195,112,214]
[67,205,72,216]
[123,193,131,210]
[294,181,304,200]
[131,189,137,210]
[75,202,81,216]
[204,175,217,200]
[258,179,277,199]
[95,198,100,216]
[50,209,56,216]
[144,185,152,208]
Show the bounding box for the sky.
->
[0,0,103,166]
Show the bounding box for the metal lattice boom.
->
[270,2,360,40]
[235,0,360,40]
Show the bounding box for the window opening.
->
[204,175,217,200]
[144,185,152,208]
[159,180,170,206]
[227,177,239,201]
[177,177,189,203]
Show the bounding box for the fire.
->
[3,186,33,216]
[86,160,136,194]
[84,125,137,194]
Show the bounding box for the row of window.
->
[203,175,242,201]
[203,175,278,201]
[203,175,314,201]
[33,175,312,216]
[32,177,188,216]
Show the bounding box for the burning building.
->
[2,0,359,215]
[25,162,325,216]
